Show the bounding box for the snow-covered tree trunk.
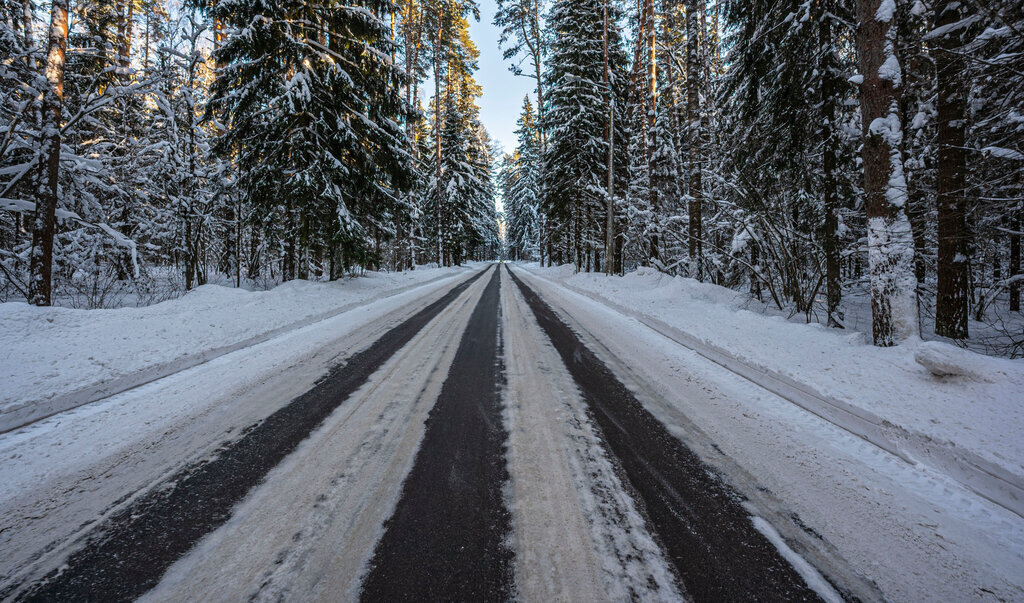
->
[932,1,971,339]
[856,0,920,346]
[28,0,68,307]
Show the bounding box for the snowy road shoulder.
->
[0,264,479,433]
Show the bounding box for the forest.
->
[1,0,1022,354]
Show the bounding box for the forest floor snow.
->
[0,264,477,433]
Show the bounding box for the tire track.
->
[360,267,513,601]
[143,265,496,602]
[500,266,682,601]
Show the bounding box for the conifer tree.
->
[502,97,541,260]
[206,0,415,278]
[542,0,628,270]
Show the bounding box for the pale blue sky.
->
[468,0,537,155]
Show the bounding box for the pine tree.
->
[494,0,545,134]
[856,0,920,345]
[649,98,682,267]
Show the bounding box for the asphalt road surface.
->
[3,263,865,602]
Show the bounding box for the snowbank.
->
[0,265,477,433]
[521,263,1024,517]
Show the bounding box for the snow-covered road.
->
[2,263,1022,601]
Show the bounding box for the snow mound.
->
[914,341,993,381]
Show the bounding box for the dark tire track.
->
[360,267,513,602]
[507,266,824,602]
[12,268,490,603]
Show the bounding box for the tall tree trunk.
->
[820,8,842,327]
[116,0,129,68]
[435,23,444,266]
[22,0,34,68]
[602,0,615,273]
[628,0,643,129]
[1011,213,1020,312]
[533,0,545,153]
[646,0,659,264]
[932,1,970,339]
[184,218,194,290]
[28,0,68,306]
[856,0,920,346]
[248,226,261,279]
[686,0,702,280]
[144,9,150,70]
[646,0,656,130]
[284,202,296,282]
[235,196,242,287]
[126,0,133,66]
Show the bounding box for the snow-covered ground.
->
[3,260,1022,600]
[0,264,477,433]
[513,263,1024,600]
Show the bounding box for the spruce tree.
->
[503,97,541,260]
[542,0,628,269]
[207,0,414,278]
